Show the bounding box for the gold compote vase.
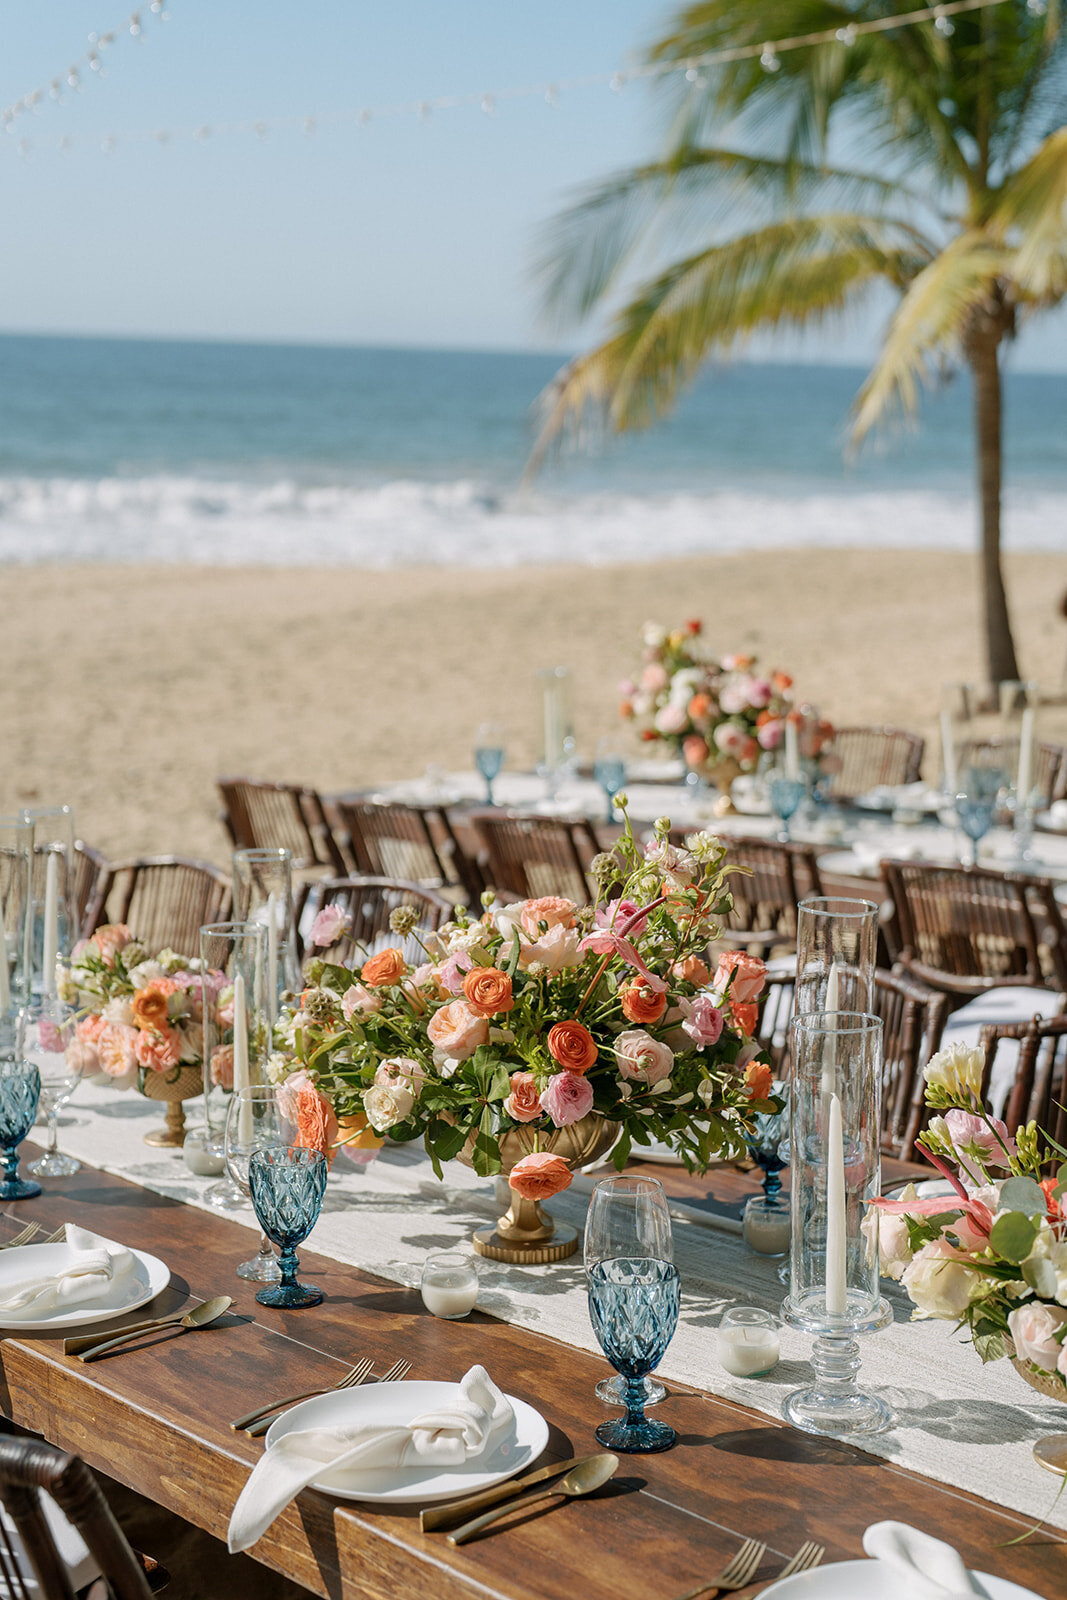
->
[455,1114,620,1265]
[139,1064,204,1148]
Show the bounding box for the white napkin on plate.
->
[228,1364,514,1553]
[0,1223,135,1318]
[863,1521,982,1598]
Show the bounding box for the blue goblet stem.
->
[278,1242,300,1290]
[622,1377,650,1431]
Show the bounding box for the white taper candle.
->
[232,971,252,1143]
[940,710,958,795]
[41,852,59,998]
[1016,708,1035,807]
[784,718,800,782]
[266,893,280,1028]
[825,1091,847,1317]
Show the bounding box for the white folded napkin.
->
[228,1364,514,1553]
[0,1223,135,1318]
[863,1521,981,1598]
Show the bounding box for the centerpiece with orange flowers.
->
[272,804,776,1262]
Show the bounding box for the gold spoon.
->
[446,1452,619,1545]
[70,1296,233,1362]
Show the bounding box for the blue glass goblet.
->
[956,766,1008,866]
[594,757,627,825]
[0,1060,42,1200]
[248,1146,327,1308]
[768,775,805,842]
[474,722,506,805]
[588,1257,681,1453]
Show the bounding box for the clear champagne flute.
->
[585,1175,672,1410]
[224,1086,289,1282]
[26,1001,81,1177]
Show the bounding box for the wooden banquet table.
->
[0,1146,1063,1600]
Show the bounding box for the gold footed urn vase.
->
[139,1065,204,1148]
[1005,1337,1067,1479]
[455,1115,620,1265]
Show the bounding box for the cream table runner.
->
[39,1081,1067,1532]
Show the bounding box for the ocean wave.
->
[0,474,1062,565]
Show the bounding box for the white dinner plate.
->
[0,1240,170,1332]
[265,1379,550,1505]
[883,1177,955,1200]
[632,1137,685,1166]
[760,1559,1047,1600]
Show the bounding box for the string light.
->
[5,0,1018,161]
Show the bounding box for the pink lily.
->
[870,1193,994,1240]
[578,929,668,993]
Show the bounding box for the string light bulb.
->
[934,7,956,32]
[760,43,781,72]
[835,24,857,45]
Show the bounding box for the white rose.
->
[363,1082,415,1132]
[127,961,166,990]
[374,1056,426,1094]
[102,997,135,1027]
[862,1194,915,1281]
[924,1043,983,1100]
[642,622,666,647]
[631,693,653,718]
[900,1240,982,1320]
[1007,1302,1067,1371]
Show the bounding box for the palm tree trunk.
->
[968,324,1019,684]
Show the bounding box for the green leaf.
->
[998,1177,1047,1217]
[1054,1163,1067,1200]
[427,1117,469,1165]
[973,1329,1008,1364]
[990,1211,1040,1263]
[611,1126,633,1172]
[470,1108,502,1178]
[1023,1255,1059,1298]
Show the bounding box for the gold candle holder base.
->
[1034,1435,1067,1476]
[473,1221,579,1264]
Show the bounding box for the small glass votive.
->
[717,1307,780,1378]
[420,1251,478,1320]
[182,1126,226,1178]
[743,1195,791,1257]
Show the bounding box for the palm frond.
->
[851,231,1009,440]
[993,124,1067,300]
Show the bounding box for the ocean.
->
[0,333,1064,566]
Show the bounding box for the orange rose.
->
[463,966,514,1017]
[745,1059,774,1100]
[682,735,709,769]
[521,897,577,935]
[131,988,170,1031]
[546,1020,598,1074]
[713,950,768,1003]
[508,1151,573,1201]
[731,1000,758,1036]
[619,699,634,718]
[773,671,793,691]
[360,947,407,987]
[505,1071,543,1123]
[620,981,667,1026]
[688,693,712,721]
[672,955,710,986]
[134,1025,182,1073]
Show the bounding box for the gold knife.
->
[420,1455,588,1533]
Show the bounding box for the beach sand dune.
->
[5,550,1064,862]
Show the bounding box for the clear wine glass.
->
[593,738,627,825]
[956,766,1008,866]
[25,1002,81,1177]
[767,769,805,842]
[585,1176,672,1414]
[225,1086,289,1282]
[474,722,506,805]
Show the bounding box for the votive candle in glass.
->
[743,1196,791,1257]
[717,1308,780,1378]
[420,1251,479,1319]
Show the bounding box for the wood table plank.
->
[0,1151,1062,1600]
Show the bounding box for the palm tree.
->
[533,2,1067,683]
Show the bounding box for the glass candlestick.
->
[199,921,267,1210]
[231,848,299,1026]
[795,897,877,1019]
[781,1011,892,1438]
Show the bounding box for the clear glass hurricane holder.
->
[200,921,268,1210]
[0,818,33,1059]
[781,1011,892,1438]
[794,896,878,1019]
[21,806,75,1009]
[231,848,299,1026]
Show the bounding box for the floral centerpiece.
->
[58,924,228,1145]
[870,1042,1067,1398]
[272,807,776,1259]
[618,619,810,785]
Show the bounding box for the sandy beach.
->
[4,549,1064,862]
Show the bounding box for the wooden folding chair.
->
[823,726,924,802]
[471,811,601,905]
[85,857,231,955]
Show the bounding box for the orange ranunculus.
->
[772,671,793,691]
[734,654,755,670]
[745,1060,774,1100]
[131,987,169,1031]
[508,1151,573,1201]
[463,966,514,1017]
[619,699,634,718]
[620,981,667,1026]
[682,735,709,770]
[713,950,768,1003]
[546,1020,598,1074]
[756,709,775,727]
[672,954,710,986]
[731,1001,759,1036]
[360,947,407,987]
[688,693,712,721]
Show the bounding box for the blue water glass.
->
[588,1257,681,1453]
[248,1145,327,1308]
[955,767,1007,866]
[594,757,626,824]
[768,776,805,841]
[0,1060,42,1200]
[474,746,505,805]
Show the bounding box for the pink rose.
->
[92,924,132,966]
[745,678,773,709]
[718,684,748,715]
[97,1021,139,1077]
[36,1019,67,1054]
[517,923,582,973]
[713,722,747,757]
[942,1109,1016,1171]
[540,1070,595,1126]
[66,1040,100,1076]
[374,1056,425,1092]
[505,1071,543,1123]
[679,994,724,1047]
[439,951,474,994]
[713,951,768,1003]
[595,898,647,935]
[615,1029,674,1086]
[426,1000,489,1062]
[640,663,669,693]
[1008,1303,1067,1372]
[342,983,382,1019]
[654,703,688,737]
[757,719,784,751]
[310,905,347,947]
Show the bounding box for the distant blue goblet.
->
[594,757,627,825]
[248,1145,327,1308]
[956,766,1008,866]
[768,774,805,842]
[588,1257,681,1453]
[0,1060,42,1201]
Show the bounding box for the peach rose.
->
[66,1040,100,1076]
[731,1001,759,1037]
[134,1025,182,1073]
[342,983,381,1019]
[688,693,712,721]
[615,1029,674,1086]
[360,948,407,987]
[505,1071,543,1123]
[745,1060,774,1100]
[97,1021,139,1077]
[714,950,768,1003]
[463,966,514,1017]
[210,1044,234,1089]
[279,1068,340,1167]
[76,1015,105,1045]
[508,1151,573,1201]
[547,1020,598,1074]
[540,1070,594,1126]
[672,955,710,986]
[131,987,170,1031]
[93,924,132,966]
[517,924,582,973]
[620,981,667,1026]
[426,1000,489,1062]
[520,897,577,935]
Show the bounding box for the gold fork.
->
[673,1539,767,1600]
[233,1357,374,1432]
[775,1542,825,1582]
[244,1356,412,1436]
[0,1223,41,1250]
[38,1226,68,1246]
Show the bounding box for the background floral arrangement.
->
[60,924,227,1094]
[271,808,777,1197]
[618,618,817,777]
[870,1042,1067,1394]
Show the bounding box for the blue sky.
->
[2,1,1065,369]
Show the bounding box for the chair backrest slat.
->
[216,777,345,872]
[824,726,924,802]
[336,800,480,906]
[471,811,600,905]
[90,856,231,954]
